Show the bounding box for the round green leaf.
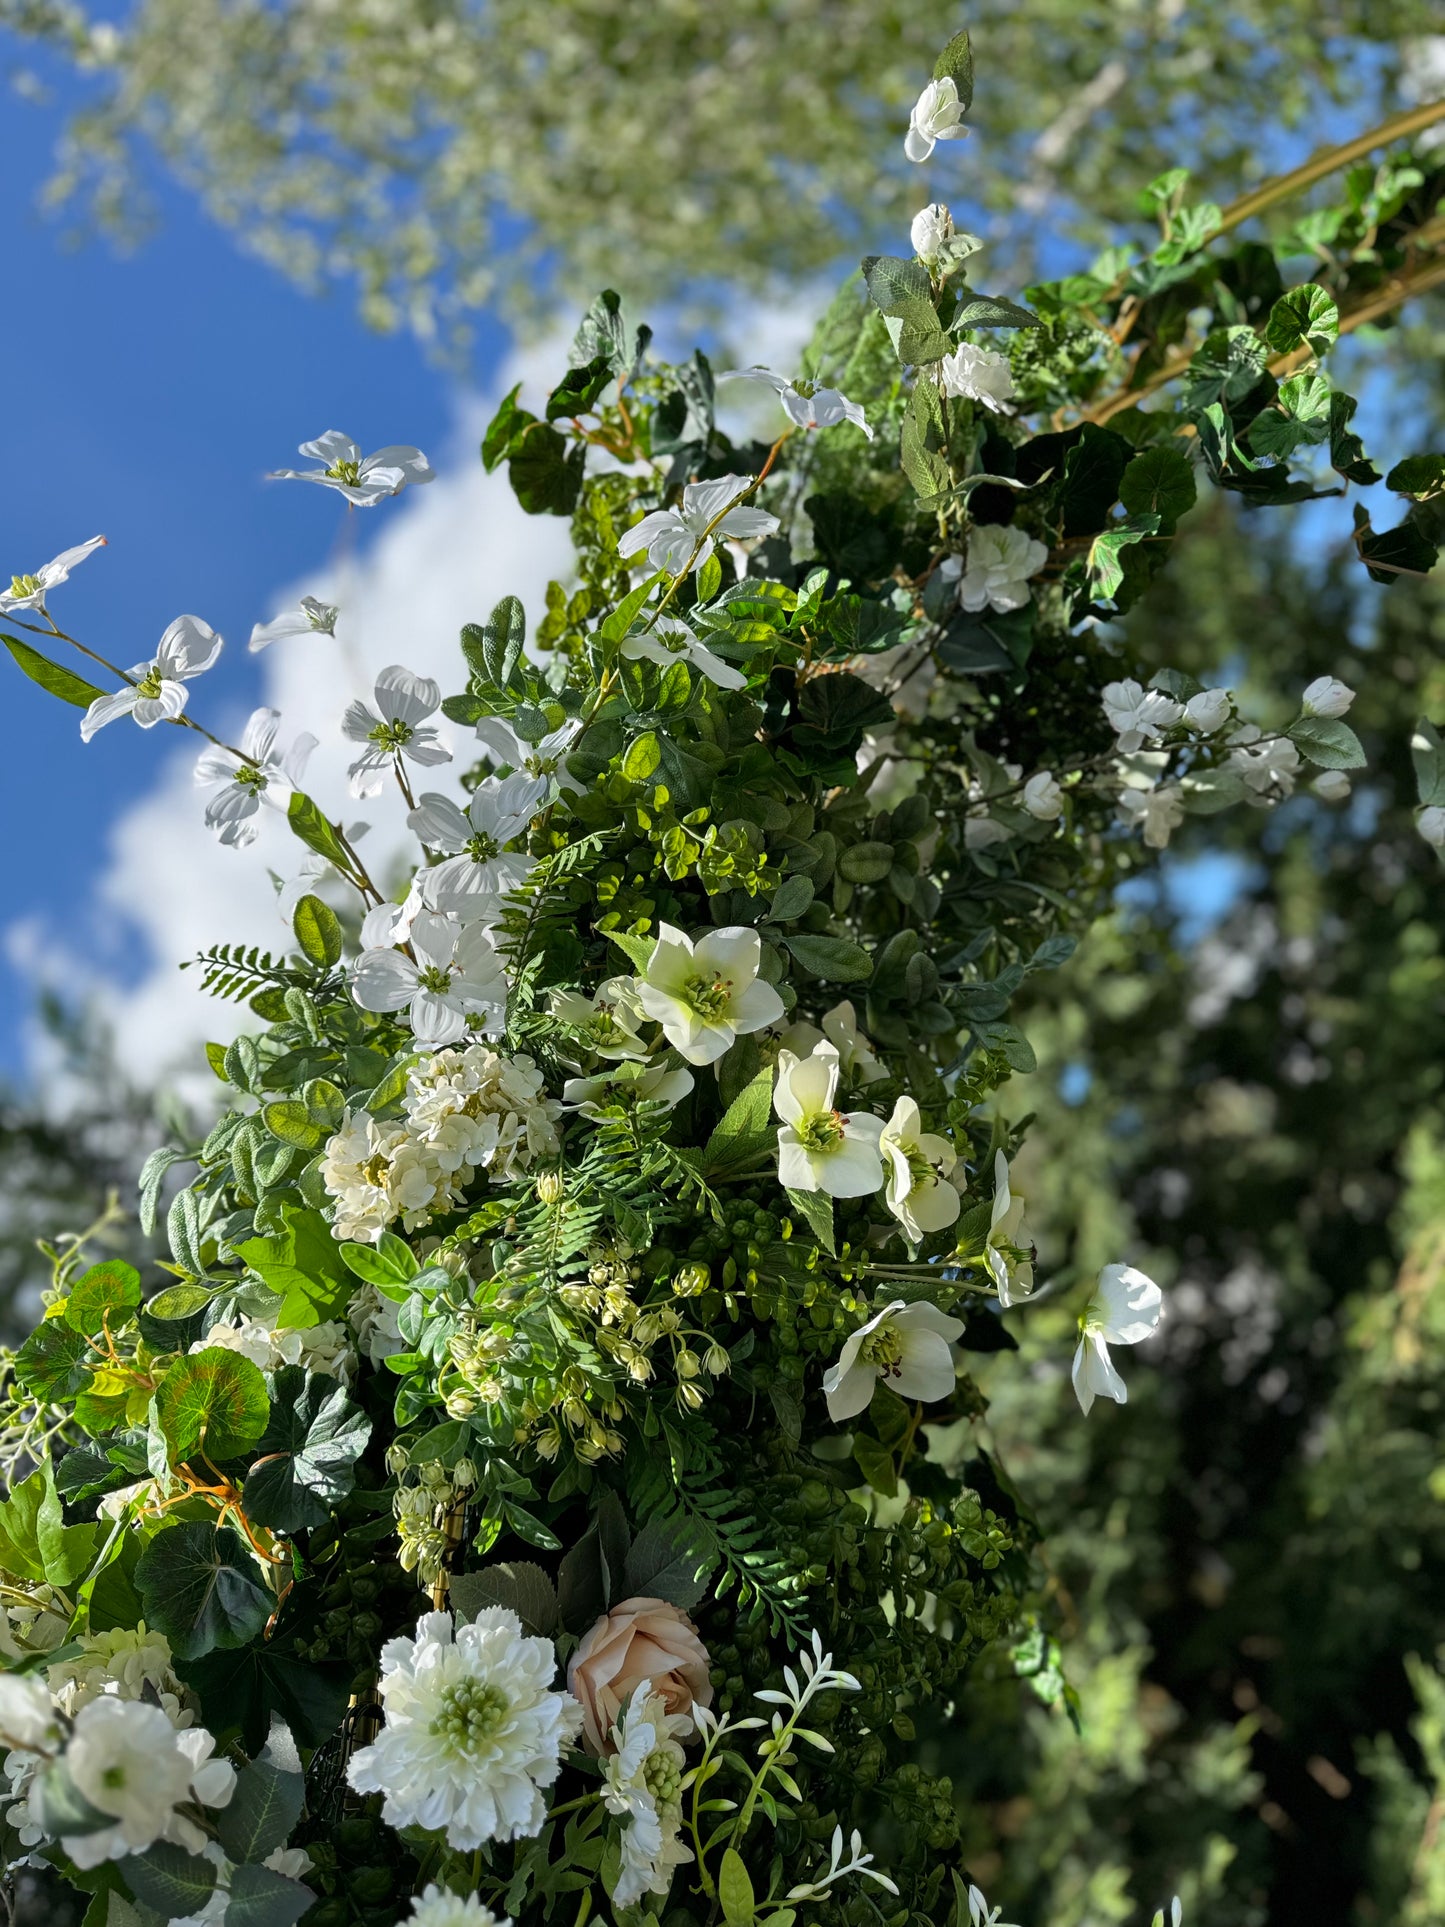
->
[134,1523,272,1659]
[156,1348,270,1462]
[1118,445,1197,528]
[63,1261,142,1334]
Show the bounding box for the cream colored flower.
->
[984,1150,1033,1307]
[823,1300,962,1421]
[635,924,784,1066]
[880,1096,960,1242]
[773,1044,885,1198]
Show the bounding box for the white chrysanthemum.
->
[347,1610,583,1849]
[602,1685,694,1909]
[46,1624,192,1726]
[408,1886,511,1927]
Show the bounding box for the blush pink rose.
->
[567,1596,714,1755]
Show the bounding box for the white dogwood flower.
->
[346,1609,583,1850]
[1101,678,1184,751]
[967,1886,1023,1927]
[947,525,1048,614]
[0,535,106,616]
[270,430,434,506]
[880,1096,960,1242]
[79,615,221,741]
[407,1887,511,1927]
[410,773,539,913]
[351,911,508,1046]
[602,1684,694,1909]
[1301,675,1355,718]
[1183,686,1232,734]
[774,1043,885,1197]
[343,664,452,798]
[194,707,318,848]
[475,716,583,801]
[1072,1262,1164,1415]
[719,367,873,439]
[984,1150,1034,1307]
[1117,783,1186,849]
[635,924,785,1065]
[563,1060,695,1118]
[905,76,968,163]
[1022,771,1064,819]
[939,343,1016,414]
[823,1299,962,1421]
[620,613,747,690]
[249,594,340,652]
[617,476,779,577]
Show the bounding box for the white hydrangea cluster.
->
[324,1046,562,1243]
[45,1623,193,1726]
[193,1312,355,1382]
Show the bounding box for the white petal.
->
[409,990,467,1046]
[80,688,136,739]
[409,910,458,973]
[891,1330,958,1403]
[374,663,441,726]
[351,949,418,1012]
[408,792,472,851]
[1093,1263,1163,1344]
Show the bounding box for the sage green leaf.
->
[719,1848,756,1927]
[704,1067,776,1176]
[953,294,1042,330]
[338,1231,418,1293]
[156,1348,270,1462]
[134,1522,272,1659]
[2,634,106,709]
[242,1366,371,1532]
[1289,716,1366,769]
[599,570,665,643]
[120,1843,218,1918]
[32,1759,113,1838]
[291,893,342,969]
[224,1864,313,1927]
[216,1758,305,1864]
[144,1282,214,1320]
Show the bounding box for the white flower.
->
[0,535,106,616]
[1072,1262,1164,1416]
[880,1097,960,1242]
[1226,735,1301,799]
[0,1676,59,1754]
[823,1299,962,1422]
[635,923,785,1066]
[1117,783,1186,849]
[194,707,317,848]
[984,1150,1033,1307]
[79,615,221,741]
[349,1282,407,1364]
[1183,686,1232,733]
[249,594,339,652]
[939,343,1016,415]
[46,1625,191,1727]
[342,664,452,799]
[718,367,873,440]
[620,612,747,690]
[1301,674,1355,718]
[602,1684,693,1909]
[409,773,539,914]
[780,1000,886,1084]
[1021,771,1063,819]
[269,430,434,506]
[1417,804,1445,849]
[264,1846,314,1880]
[967,1886,1022,1927]
[358,876,426,952]
[551,976,651,1060]
[950,525,1048,614]
[193,1316,353,1383]
[774,1044,886,1198]
[563,1060,694,1118]
[351,910,508,1047]
[407,1884,511,1927]
[346,1608,583,1850]
[475,716,583,800]
[905,76,968,163]
[910,202,953,260]
[616,475,779,577]
[964,813,1010,850]
[47,1699,235,1869]
[1313,769,1351,801]
[1101,678,1184,751]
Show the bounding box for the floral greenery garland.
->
[0,29,1442,1927]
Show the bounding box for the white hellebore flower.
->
[194,707,318,848]
[905,76,968,163]
[1117,782,1186,850]
[719,367,873,439]
[617,475,779,577]
[1072,1262,1164,1416]
[984,1150,1034,1307]
[269,429,434,506]
[351,910,508,1047]
[1021,771,1064,820]
[602,1684,694,1909]
[939,343,1016,415]
[823,1299,963,1421]
[343,664,452,799]
[0,535,106,616]
[249,594,340,652]
[950,525,1049,614]
[409,773,539,914]
[635,923,785,1066]
[1313,769,1351,801]
[551,976,650,1061]
[1416,804,1445,849]
[407,1886,511,1927]
[563,1060,695,1119]
[1301,675,1355,719]
[621,612,747,691]
[475,716,583,802]
[880,1096,960,1242]
[780,1000,886,1084]
[1100,678,1184,752]
[79,615,221,742]
[967,1886,1023,1927]
[774,1043,886,1198]
[1183,686,1232,734]
[346,1608,583,1850]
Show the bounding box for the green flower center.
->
[368,719,415,749]
[418,965,455,992]
[101,1764,127,1791]
[429,1678,510,1754]
[796,1109,846,1154]
[643,1745,682,1808]
[683,973,732,1022]
[860,1326,903,1371]
[791,378,818,399]
[903,1146,937,1193]
[325,458,363,485]
[9,574,41,597]
[235,765,267,792]
[465,831,501,862]
[134,664,165,699]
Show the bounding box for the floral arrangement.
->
[1,28,1441,1927]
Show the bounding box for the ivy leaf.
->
[704,1067,776,1176]
[216,1758,305,1865]
[134,1523,273,1660]
[242,1367,371,1533]
[546,353,614,422]
[1387,454,1445,502]
[1288,716,1366,769]
[1058,423,1131,538]
[508,421,585,517]
[2,634,106,709]
[785,1187,836,1256]
[1264,283,1339,358]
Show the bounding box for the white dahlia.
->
[602,1684,694,1908]
[408,1887,511,1927]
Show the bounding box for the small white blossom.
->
[41,1699,235,1869]
[80,615,221,741]
[1101,678,1184,751]
[409,773,539,914]
[880,1096,960,1242]
[193,1315,353,1384]
[270,430,434,506]
[407,1885,511,1927]
[1072,1262,1164,1415]
[939,343,1016,414]
[621,612,747,690]
[602,1684,694,1909]
[351,910,508,1047]
[0,535,106,616]
[46,1625,191,1727]
[475,716,583,801]
[1313,769,1351,801]
[1301,674,1355,718]
[1227,734,1301,799]
[343,665,451,799]
[774,1043,885,1198]
[563,1060,694,1118]
[780,1000,886,1084]
[905,76,968,163]
[1183,686,1232,733]
[719,367,873,439]
[248,594,339,652]
[984,1150,1034,1307]
[787,1824,899,1904]
[635,923,785,1066]
[346,1609,583,1850]
[1417,804,1445,849]
[911,202,953,260]
[946,525,1049,614]
[823,1299,962,1422]
[1021,771,1064,819]
[551,976,651,1060]
[617,475,779,577]
[194,707,317,848]
[967,1886,1022,1927]
[1117,782,1186,849]
[0,1676,60,1754]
